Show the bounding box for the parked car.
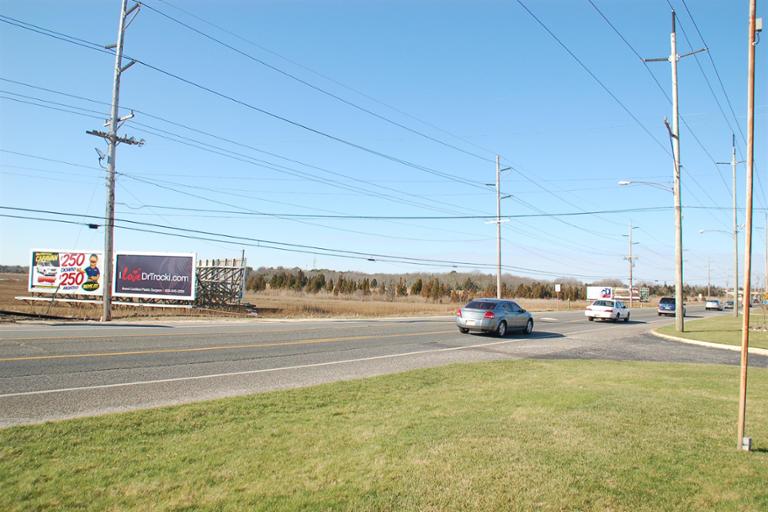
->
[724,300,735,310]
[456,299,534,336]
[585,299,630,322]
[705,299,724,311]
[658,296,686,317]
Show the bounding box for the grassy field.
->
[1,360,766,511]
[1,272,609,320]
[657,313,768,350]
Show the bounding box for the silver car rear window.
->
[593,300,614,307]
[465,301,496,310]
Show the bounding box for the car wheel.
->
[523,319,533,335]
[587,316,594,321]
[624,313,630,323]
[458,327,469,334]
[496,321,507,337]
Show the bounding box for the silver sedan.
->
[456,298,534,336]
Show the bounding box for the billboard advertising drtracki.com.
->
[28,250,104,295]
[113,252,196,300]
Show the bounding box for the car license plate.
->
[466,320,476,326]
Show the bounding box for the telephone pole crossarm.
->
[91,0,142,323]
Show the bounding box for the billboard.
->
[113,252,196,300]
[586,286,613,300]
[28,250,104,295]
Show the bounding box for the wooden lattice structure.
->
[195,258,248,307]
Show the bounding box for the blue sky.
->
[0,0,765,286]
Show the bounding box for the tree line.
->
[246,268,587,302]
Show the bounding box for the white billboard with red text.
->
[28,250,104,295]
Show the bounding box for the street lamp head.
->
[618,180,632,186]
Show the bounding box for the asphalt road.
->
[1,306,765,427]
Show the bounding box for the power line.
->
[515,0,670,156]
[149,0,502,160]
[0,87,478,216]
[138,0,494,164]
[670,0,768,210]
[581,0,732,230]
[0,13,488,191]
[0,206,612,278]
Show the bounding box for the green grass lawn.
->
[1,360,767,511]
[658,313,768,350]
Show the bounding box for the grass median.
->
[657,313,768,350]
[2,360,767,511]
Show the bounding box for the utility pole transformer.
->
[645,10,705,333]
[87,0,143,322]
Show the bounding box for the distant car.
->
[658,296,686,317]
[456,298,533,336]
[705,299,724,311]
[724,300,735,310]
[585,299,630,322]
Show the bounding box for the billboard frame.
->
[112,251,197,301]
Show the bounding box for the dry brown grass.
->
[0,273,237,321]
[0,272,658,321]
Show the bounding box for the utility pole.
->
[623,223,638,308]
[737,0,759,452]
[717,134,743,317]
[496,155,501,299]
[87,0,143,322]
[707,258,711,298]
[645,10,705,333]
[488,156,511,299]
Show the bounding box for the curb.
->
[650,329,768,357]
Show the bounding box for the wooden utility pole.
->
[737,0,759,452]
[489,156,510,299]
[624,223,638,308]
[718,134,743,317]
[645,11,705,332]
[87,0,142,321]
[495,155,501,299]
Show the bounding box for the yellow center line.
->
[0,330,455,362]
[0,324,369,343]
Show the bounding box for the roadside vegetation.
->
[1,360,766,511]
[658,312,768,350]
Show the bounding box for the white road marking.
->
[0,337,553,399]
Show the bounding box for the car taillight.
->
[456,309,462,317]
[586,306,592,310]
[484,311,495,319]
